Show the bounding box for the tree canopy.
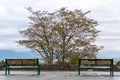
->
[18,7,102,64]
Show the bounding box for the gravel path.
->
[0,71,120,80]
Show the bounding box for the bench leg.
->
[110,69,114,77]
[5,68,7,75]
[8,69,10,75]
[111,69,114,77]
[112,72,114,77]
[78,68,80,76]
[37,68,40,75]
[37,65,40,75]
[38,71,40,75]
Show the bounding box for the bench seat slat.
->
[8,66,38,68]
[80,66,111,69]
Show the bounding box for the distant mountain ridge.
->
[0,50,39,60]
[1,50,120,63]
[97,50,120,63]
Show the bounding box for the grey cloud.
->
[0,0,120,53]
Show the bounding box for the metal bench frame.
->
[5,59,40,75]
[78,58,114,77]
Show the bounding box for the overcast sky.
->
[0,0,120,58]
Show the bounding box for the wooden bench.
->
[78,58,114,77]
[5,59,40,75]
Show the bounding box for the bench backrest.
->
[79,59,113,66]
[5,59,39,66]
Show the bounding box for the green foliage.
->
[68,52,96,64]
[0,60,5,66]
[18,7,103,64]
[116,61,120,66]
